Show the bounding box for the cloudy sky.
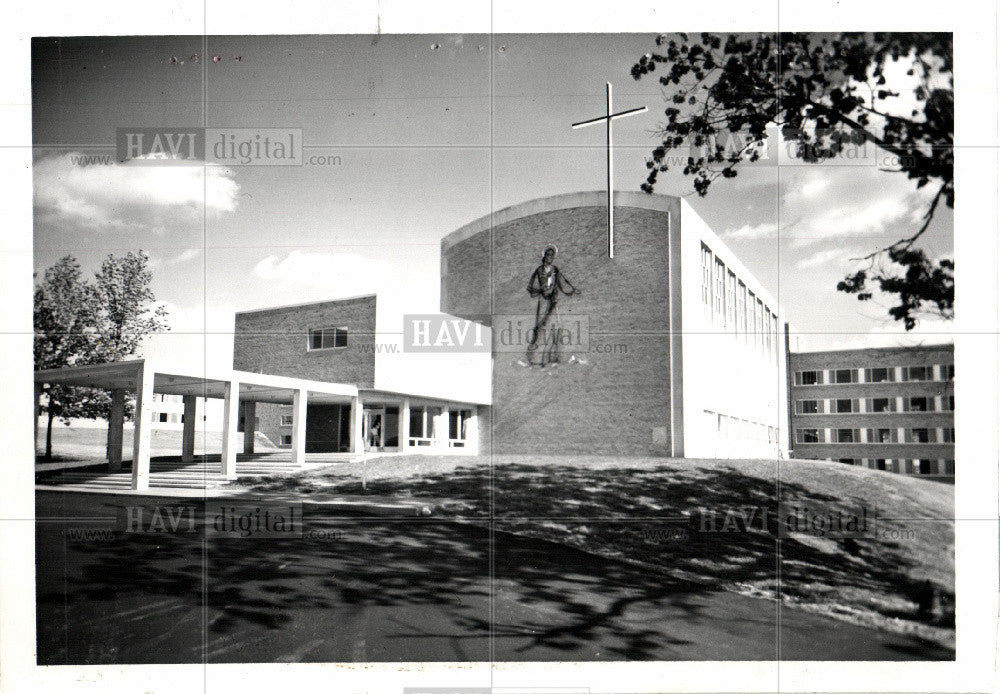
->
[32,34,954,370]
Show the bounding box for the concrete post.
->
[291,389,308,465]
[350,396,364,454]
[131,364,153,491]
[107,389,125,472]
[400,398,410,452]
[220,379,240,480]
[465,408,479,455]
[439,406,451,448]
[181,395,197,462]
[242,400,256,455]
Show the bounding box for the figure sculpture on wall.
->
[525,245,580,367]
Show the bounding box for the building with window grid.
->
[788,344,955,477]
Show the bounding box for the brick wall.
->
[442,204,672,455]
[233,295,377,388]
[788,344,955,473]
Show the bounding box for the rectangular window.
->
[736,281,747,340]
[905,428,933,443]
[714,257,726,318]
[864,367,893,383]
[308,326,348,350]
[868,397,894,413]
[942,364,955,380]
[795,370,821,386]
[796,400,820,414]
[158,412,169,423]
[726,270,737,329]
[902,365,930,381]
[867,428,898,444]
[280,435,292,446]
[280,415,294,426]
[835,398,855,414]
[917,459,934,475]
[833,369,857,384]
[764,308,773,358]
[701,244,713,308]
[797,428,822,444]
[945,395,955,411]
[747,291,757,344]
[941,428,956,443]
[756,298,765,351]
[875,459,889,471]
[904,396,929,412]
[771,314,779,363]
[835,428,857,443]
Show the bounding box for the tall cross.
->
[571,82,647,259]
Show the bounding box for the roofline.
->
[441,190,679,251]
[790,342,954,356]
[235,293,377,317]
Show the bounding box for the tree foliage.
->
[33,251,169,458]
[631,32,953,328]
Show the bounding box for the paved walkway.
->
[36,491,953,663]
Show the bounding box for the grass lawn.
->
[237,453,955,651]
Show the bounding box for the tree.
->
[33,256,100,458]
[631,32,953,329]
[33,251,169,459]
[91,251,169,361]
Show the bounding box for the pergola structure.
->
[34,359,358,490]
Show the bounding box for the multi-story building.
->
[788,344,955,477]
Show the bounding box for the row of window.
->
[794,364,954,386]
[308,326,348,351]
[700,243,779,363]
[795,395,955,415]
[796,427,956,444]
[705,409,780,445]
[831,458,955,475]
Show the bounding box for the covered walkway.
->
[35,359,359,490]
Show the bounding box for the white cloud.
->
[254,250,391,295]
[796,248,855,270]
[722,221,780,240]
[149,247,203,269]
[33,152,239,234]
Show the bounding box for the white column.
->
[465,408,479,455]
[351,396,364,454]
[181,395,197,462]
[220,379,240,480]
[107,389,125,472]
[436,406,450,449]
[291,389,308,465]
[242,400,256,455]
[400,398,410,452]
[131,364,153,491]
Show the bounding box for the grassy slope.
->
[36,425,277,463]
[245,453,955,649]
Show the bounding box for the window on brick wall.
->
[836,428,858,443]
[941,428,956,443]
[797,428,822,443]
[832,369,857,384]
[795,370,821,385]
[280,415,294,426]
[905,428,934,443]
[308,326,348,350]
[903,396,929,412]
[902,365,930,381]
[796,399,820,414]
[835,398,855,414]
[864,367,893,383]
[867,428,898,443]
[868,397,895,413]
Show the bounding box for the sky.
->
[31,33,954,371]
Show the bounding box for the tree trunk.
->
[45,409,54,461]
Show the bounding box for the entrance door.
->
[363,408,385,451]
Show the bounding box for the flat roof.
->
[35,359,358,404]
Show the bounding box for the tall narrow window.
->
[747,291,757,345]
[700,244,713,309]
[714,257,726,320]
[726,270,736,330]
[736,280,747,340]
[756,298,765,352]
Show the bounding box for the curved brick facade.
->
[441,192,681,455]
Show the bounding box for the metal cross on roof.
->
[571,82,647,259]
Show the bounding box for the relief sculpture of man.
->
[525,245,580,366]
